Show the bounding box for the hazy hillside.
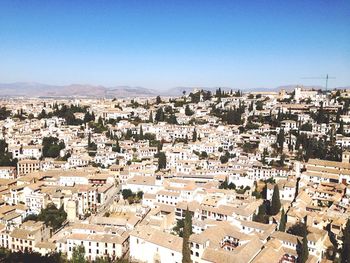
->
[0,83,156,98]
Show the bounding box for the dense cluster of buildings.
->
[0,86,349,262]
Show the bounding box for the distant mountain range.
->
[0,82,348,98]
[0,82,156,98]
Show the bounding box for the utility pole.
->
[301,74,336,92]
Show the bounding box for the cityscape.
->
[0,1,350,263]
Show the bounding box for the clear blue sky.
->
[0,0,349,90]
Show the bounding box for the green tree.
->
[262,148,268,165]
[42,136,65,158]
[341,219,350,263]
[121,189,134,200]
[72,245,86,263]
[0,139,17,167]
[200,151,208,159]
[299,235,309,263]
[336,107,341,123]
[38,109,47,119]
[226,108,242,125]
[137,191,144,199]
[277,128,285,153]
[338,120,344,135]
[157,152,167,170]
[112,138,121,153]
[215,88,222,98]
[0,249,66,262]
[98,116,103,126]
[189,91,201,103]
[155,108,165,122]
[288,222,308,237]
[300,123,312,131]
[185,105,194,116]
[219,151,230,164]
[139,125,144,139]
[192,129,197,142]
[270,184,281,215]
[95,256,112,263]
[219,178,229,189]
[316,101,325,124]
[0,107,11,120]
[173,219,185,237]
[253,203,269,224]
[0,139,8,154]
[87,133,91,148]
[256,100,263,110]
[83,111,95,123]
[167,114,178,124]
[125,129,133,140]
[149,110,153,123]
[24,203,67,231]
[47,144,61,158]
[182,208,192,263]
[279,208,286,232]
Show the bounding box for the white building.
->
[130,225,182,263]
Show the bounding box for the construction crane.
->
[301,74,336,91]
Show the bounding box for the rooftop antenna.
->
[301,74,336,92]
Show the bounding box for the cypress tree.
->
[253,203,268,224]
[192,129,197,142]
[149,111,153,123]
[88,133,91,148]
[98,116,103,126]
[277,128,285,153]
[270,185,281,215]
[316,101,325,124]
[115,138,121,153]
[336,108,341,123]
[157,152,167,170]
[279,208,286,232]
[155,108,165,122]
[125,129,132,139]
[139,125,143,139]
[341,219,350,263]
[262,148,268,165]
[299,235,309,263]
[338,120,344,135]
[182,208,192,263]
[185,105,194,116]
[216,88,222,98]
